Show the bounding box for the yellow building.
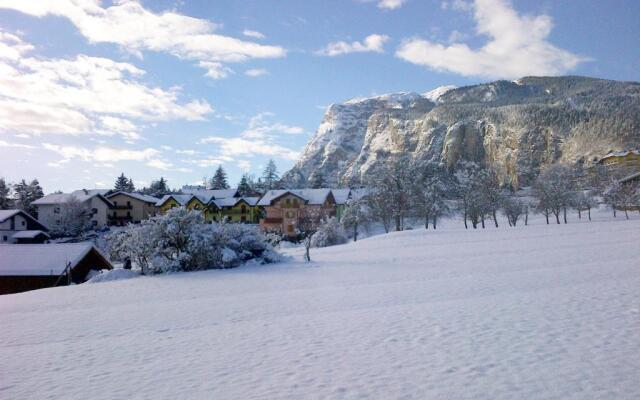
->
[211,197,261,223]
[156,195,194,214]
[597,150,640,172]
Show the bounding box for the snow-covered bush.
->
[311,217,348,248]
[107,208,278,274]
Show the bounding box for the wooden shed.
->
[0,243,113,295]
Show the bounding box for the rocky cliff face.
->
[284,76,640,188]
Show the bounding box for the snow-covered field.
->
[1,211,640,399]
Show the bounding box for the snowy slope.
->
[1,211,640,399]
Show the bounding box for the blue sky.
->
[0,0,638,193]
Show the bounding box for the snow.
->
[422,85,456,103]
[1,210,639,399]
[87,268,140,283]
[0,243,98,276]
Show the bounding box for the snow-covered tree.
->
[533,164,575,224]
[572,190,598,221]
[114,173,134,192]
[297,206,323,262]
[261,159,280,190]
[142,177,171,198]
[308,171,326,189]
[210,166,230,190]
[455,163,490,229]
[604,180,638,219]
[367,156,412,231]
[340,197,371,241]
[0,178,13,209]
[12,179,43,217]
[237,173,254,196]
[311,217,348,248]
[412,162,453,229]
[50,196,93,237]
[107,208,277,273]
[502,195,526,226]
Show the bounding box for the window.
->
[54,207,60,214]
[285,198,291,207]
[127,201,131,207]
[293,199,299,207]
[241,216,246,222]
[113,212,117,217]
[241,205,246,213]
[92,208,98,214]
[21,221,25,226]
[113,201,118,206]
[2,236,7,242]
[127,211,131,217]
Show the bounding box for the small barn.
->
[0,243,113,295]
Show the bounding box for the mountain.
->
[284,76,640,188]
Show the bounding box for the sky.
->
[0,0,638,193]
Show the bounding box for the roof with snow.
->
[155,194,194,207]
[11,230,50,239]
[213,196,260,208]
[32,189,113,206]
[257,189,333,206]
[0,243,111,276]
[0,209,48,231]
[599,149,640,161]
[180,188,238,199]
[331,189,351,205]
[106,191,160,204]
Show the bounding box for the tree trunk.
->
[613,207,617,218]
[395,215,401,232]
[563,207,567,224]
[578,209,582,219]
[545,213,549,225]
[425,214,429,229]
[481,215,485,229]
[525,210,528,226]
[353,223,358,242]
[463,209,468,229]
[492,210,498,228]
[304,237,311,262]
[555,212,560,224]
[625,209,629,220]
[588,207,591,221]
[433,215,437,230]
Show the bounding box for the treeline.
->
[338,156,639,237]
[0,178,44,216]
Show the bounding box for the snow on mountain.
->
[284,76,640,188]
[1,211,640,399]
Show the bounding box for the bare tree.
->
[502,195,526,226]
[533,164,575,224]
[340,197,370,241]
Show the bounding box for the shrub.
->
[108,208,278,274]
[311,217,348,248]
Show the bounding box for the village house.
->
[156,189,243,222]
[597,149,640,173]
[258,189,337,237]
[0,243,112,295]
[0,209,50,244]
[32,189,113,230]
[106,191,160,226]
[211,197,261,223]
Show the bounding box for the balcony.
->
[112,205,133,210]
[262,217,283,224]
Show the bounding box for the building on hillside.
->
[331,189,351,221]
[597,150,640,173]
[106,191,160,226]
[258,189,337,237]
[0,243,112,295]
[212,197,261,223]
[32,189,113,230]
[155,194,194,214]
[0,210,50,244]
[156,189,241,221]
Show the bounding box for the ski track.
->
[1,211,639,399]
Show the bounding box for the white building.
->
[32,189,113,230]
[0,210,50,244]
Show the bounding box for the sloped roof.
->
[32,190,113,207]
[349,188,371,201]
[11,230,50,239]
[213,196,260,208]
[331,189,351,205]
[107,191,160,204]
[155,194,194,207]
[257,189,332,206]
[181,188,238,199]
[0,243,112,276]
[0,209,48,231]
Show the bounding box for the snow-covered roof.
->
[331,189,351,205]
[257,189,332,206]
[155,194,194,207]
[181,188,238,199]
[107,191,160,204]
[213,196,260,208]
[0,243,110,276]
[32,189,113,206]
[599,149,640,160]
[11,230,50,239]
[349,188,370,201]
[0,209,48,231]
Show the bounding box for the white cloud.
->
[241,113,304,139]
[199,136,300,161]
[42,143,160,163]
[245,68,268,77]
[396,0,588,79]
[0,0,286,78]
[0,139,35,149]
[316,34,389,57]
[243,30,265,40]
[0,31,212,138]
[377,0,406,9]
[237,160,252,171]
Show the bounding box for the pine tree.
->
[261,159,280,190]
[13,179,29,212]
[0,178,12,209]
[127,178,136,192]
[114,173,130,192]
[237,174,253,196]
[26,179,44,216]
[210,166,230,190]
